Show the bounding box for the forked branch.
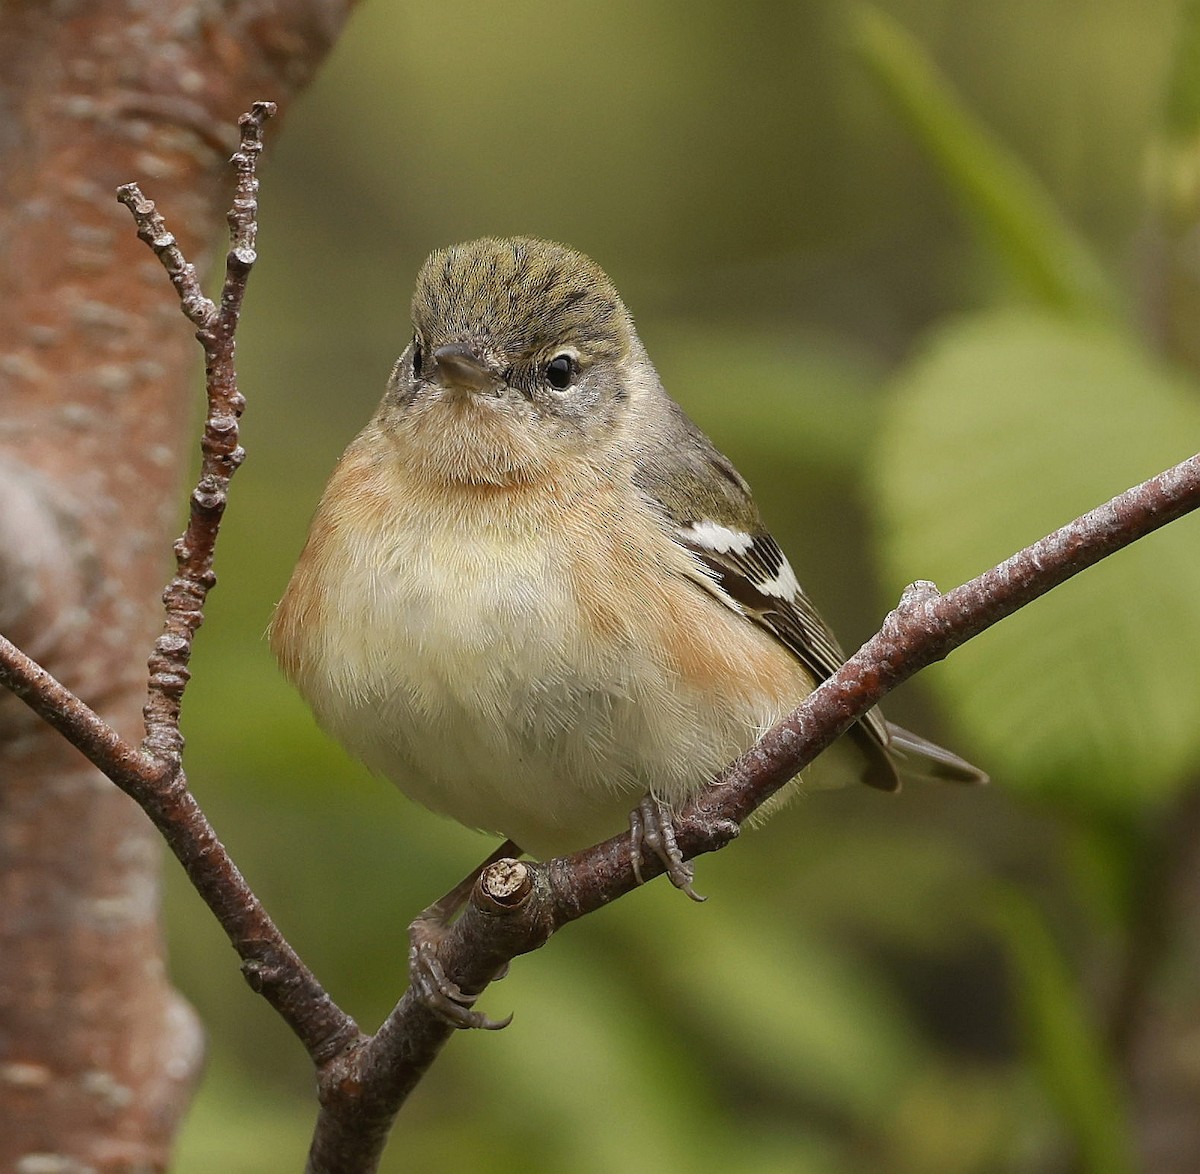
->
[0,103,1197,1174]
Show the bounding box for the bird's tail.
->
[886,722,989,786]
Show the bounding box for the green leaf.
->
[993,889,1133,1174]
[872,310,1200,810]
[852,5,1117,319]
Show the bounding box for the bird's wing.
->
[630,395,900,791]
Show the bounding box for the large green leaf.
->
[872,310,1200,809]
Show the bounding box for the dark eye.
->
[411,337,423,376]
[545,353,577,390]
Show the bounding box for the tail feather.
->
[885,723,989,786]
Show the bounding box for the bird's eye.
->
[545,353,577,390]
[411,337,423,376]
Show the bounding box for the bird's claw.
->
[408,925,512,1031]
[629,794,705,902]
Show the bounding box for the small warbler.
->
[271,237,984,894]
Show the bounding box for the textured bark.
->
[0,3,354,1169]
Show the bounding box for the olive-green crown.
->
[411,237,632,363]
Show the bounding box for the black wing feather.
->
[674,530,899,790]
[629,385,984,790]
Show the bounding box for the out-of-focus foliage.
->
[165,1,1199,1171]
[995,890,1132,1174]
[853,6,1118,318]
[875,312,1200,809]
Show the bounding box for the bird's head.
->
[378,237,647,485]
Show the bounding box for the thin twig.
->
[109,99,360,1062]
[113,185,216,331]
[119,100,274,765]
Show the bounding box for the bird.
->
[270,236,985,906]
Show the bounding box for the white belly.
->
[289,506,797,856]
[274,439,850,858]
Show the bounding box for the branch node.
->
[899,578,942,609]
[190,483,227,513]
[229,245,257,270]
[881,578,945,648]
[241,957,284,995]
[476,858,533,912]
[706,816,741,850]
[154,634,189,657]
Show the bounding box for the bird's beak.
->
[431,343,498,394]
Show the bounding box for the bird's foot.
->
[629,794,705,902]
[407,916,512,1031]
[405,839,520,1030]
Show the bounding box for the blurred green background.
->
[166,2,1200,1171]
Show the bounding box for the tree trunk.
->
[0,3,353,1167]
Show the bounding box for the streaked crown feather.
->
[411,237,632,363]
